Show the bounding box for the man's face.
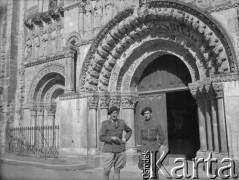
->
[144,111,152,120]
[110,111,119,120]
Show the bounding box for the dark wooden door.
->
[135,93,168,145]
[134,55,192,161]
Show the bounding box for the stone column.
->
[30,104,37,127]
[121,93,138,153]
[37,103,44,148]
[30,104,37,146]
[63,45,76,93]
[213,83,228,155]
[204,83,214,151]
[87,94,99,155]
[98,92,110,151]
[46,103,56,126]
[46,103,56,147]
[209,87,220,154]
[189,84,207,157]
[37,103,44,126]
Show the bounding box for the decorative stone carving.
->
[27,64,65,102]
[40,13,52,24]
[80,2,236,91]
[46,103,56,115]
[212,83,224,98]
[25,37,32,60]
[49,0,58,9]
[63,45,77,58]
[121,93,138,109]
[66,31,82,46]
[99,92,110,109]
[87,95,99,109]
[32,17,43,28]
[24,19,34,30]
[109,92,121,108]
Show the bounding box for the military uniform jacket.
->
[137,119,165,152]
[99,119,132,153]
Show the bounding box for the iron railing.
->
[5,125,60,158]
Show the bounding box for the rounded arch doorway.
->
[134,54,200,159]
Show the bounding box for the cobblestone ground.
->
[0,163,217,180]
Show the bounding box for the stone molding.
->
[121,92,139,109]
[206,2,239,14]
[24,53,65,68]
[27,63,65,102]
[63,45,77,58]
[65,31,82,46]
[99,92,110,109]
[24,7,64,30]
[189,79,224,101]
[87,94,99,109]
[80,1,237,91]
[212,83,224,98]
[45,103,57,115]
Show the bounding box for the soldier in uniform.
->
[137,106,166,179]
[99,106,132,180]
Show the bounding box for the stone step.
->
[0,153,87,171]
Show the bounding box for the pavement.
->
[0,153,227,180]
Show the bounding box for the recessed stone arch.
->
[65,31,82,46]
[27,63,65,102]
[80,1,238,91]
[44,84,65,102]
[108,37,203,92]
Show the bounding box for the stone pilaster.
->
[212,83,228,155]
[87,94,99,155]
[121,92,138,153]
[189,83,208,156]
[63,45,76,93]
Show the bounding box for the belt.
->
[142,137,157,141]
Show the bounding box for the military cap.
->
[141,106,152,116]
[108,106,119,115]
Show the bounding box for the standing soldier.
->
[137,106,166,179]
[99,106,132,180]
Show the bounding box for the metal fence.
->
[5,125,60,158]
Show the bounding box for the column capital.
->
[45,103,56,115]
[99,91,110,109]
[63,45,77,58]
[109,92,121,108]
[87,94,99,109]
[30,103,37,111]
[212,83,224,98]
[121,92,139,109]
[188,83,200,102]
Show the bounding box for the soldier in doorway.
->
[137,106,166,179]
[99,106,132,180]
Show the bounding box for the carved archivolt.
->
[108,37,204,92]
[27,64,65,102]
[44,84,65,102]
[65,31,82,46]
[80,1,237,91]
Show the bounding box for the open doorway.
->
[166,90,200,159]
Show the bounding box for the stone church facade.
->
[1,0,239,170]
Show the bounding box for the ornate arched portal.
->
[80,1,237,157]
[27,63,65,127]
